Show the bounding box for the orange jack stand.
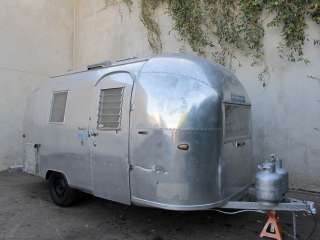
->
[260,211,282,240]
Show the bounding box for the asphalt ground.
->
[0,170,319,240]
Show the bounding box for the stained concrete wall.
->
[0,0,74,170]
[1,0,318,192]
[75,0,320,191]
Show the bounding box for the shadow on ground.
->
[0,171,319,240]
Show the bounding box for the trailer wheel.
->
[48,173,77,207]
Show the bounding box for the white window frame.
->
[48,90,69,124]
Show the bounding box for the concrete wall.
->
[75,0,320,191]
[0,0,74,170]
[1,0,318,192]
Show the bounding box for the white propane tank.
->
[255,156,283,205]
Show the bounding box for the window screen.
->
[97,88,124,130]
[49,91,68,123]
[224,103,250,140]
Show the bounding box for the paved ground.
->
[0,171,319,240]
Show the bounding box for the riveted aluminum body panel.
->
[129,54,253,210]
[24,53,254,210]
[25,62,145,203]
[89,72,133,204]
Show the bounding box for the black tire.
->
[48,173,77,207]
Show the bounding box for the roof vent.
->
[115,57,137,63]
[87,60,112,70]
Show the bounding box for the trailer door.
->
[90,72,133,204]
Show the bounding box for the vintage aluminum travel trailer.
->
[23,53,254,209]
[23,54,317,239]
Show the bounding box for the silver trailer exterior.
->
[23,53,253,210]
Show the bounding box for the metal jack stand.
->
[259,210,302,240]
[218,198,316,240]
[292,212,297,240]
[260,211,282,240]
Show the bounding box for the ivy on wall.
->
[108,0,320,64]
[140,0,164,53]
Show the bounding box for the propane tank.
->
[255,157,283,204]
[275,158,289,196]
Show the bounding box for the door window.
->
[97,88,124,130]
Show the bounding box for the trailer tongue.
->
[219,197,316,240]
[220,197,316,214]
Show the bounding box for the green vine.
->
[309,3,320,23]
[167,0,207,54]
[140,0,164,53]
[266,1,308,61]
[112,0,320,63]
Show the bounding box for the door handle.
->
[235,140,246,148]
[138,131,148,135]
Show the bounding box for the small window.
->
[224,103,251,141]
[97,88,124,130]
[49,91,68,123]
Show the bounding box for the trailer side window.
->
[224,103,251,141]
[49,91,68,123]
[97,88,124,130]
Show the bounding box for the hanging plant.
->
[110,0,320,64]
[140,0,164,53]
